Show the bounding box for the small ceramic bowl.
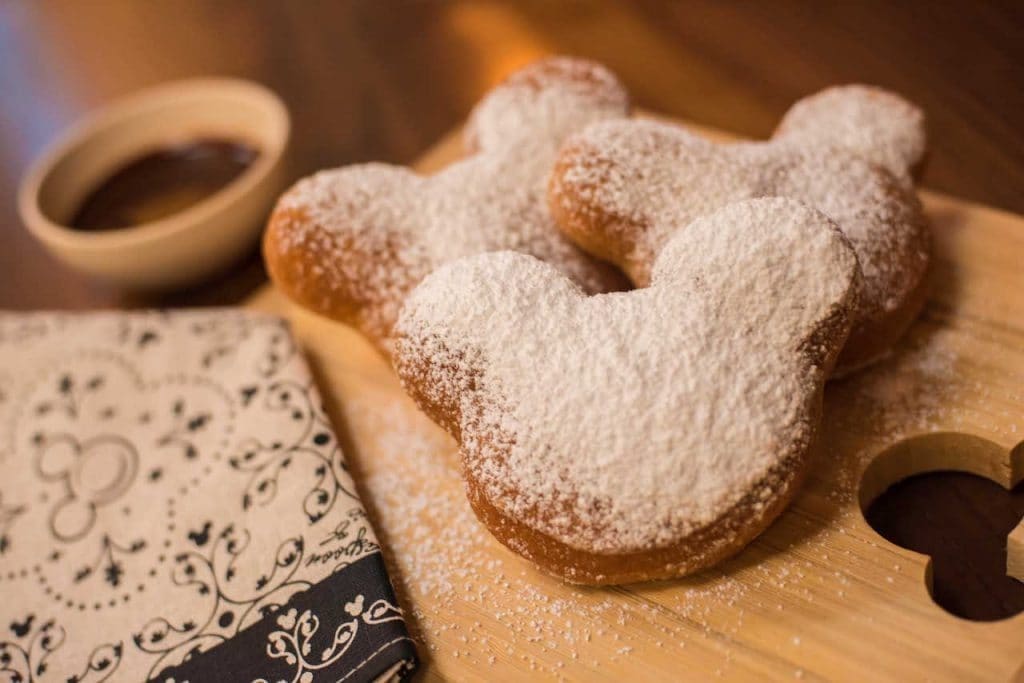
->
[18,78,290,290]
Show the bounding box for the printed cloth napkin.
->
[0,310,417,682]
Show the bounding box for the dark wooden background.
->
[1,0,1023,621]
[2,0,1023,309]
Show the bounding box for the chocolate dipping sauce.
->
[69,139,259,231]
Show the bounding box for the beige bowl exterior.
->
[18,78,290,290]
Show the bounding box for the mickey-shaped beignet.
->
[394,198,861,584]
[264,56,629,356]
[550,85,929,374]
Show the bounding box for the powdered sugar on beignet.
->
[774,84,927,183]
[394,198,860,584]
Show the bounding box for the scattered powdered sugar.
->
[823,319,1024,503]
[550,86,929,354]
[348,387,871,678]
[858,338,957,427]
[269,57,630,353]
[346,392,761,677]
[394,198,859,557]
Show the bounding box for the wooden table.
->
[2,0,1023,674]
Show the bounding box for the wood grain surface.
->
[245,121,1024,680]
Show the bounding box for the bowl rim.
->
[17,77,290,253]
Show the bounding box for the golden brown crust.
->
[833,236,931,374]
[263,205,359,323]
[548,150,649,284]
[463,445,812,585]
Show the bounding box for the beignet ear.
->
[773,84,926,180]
[464,57,631,156]
[263,165,423,346]
[394,251,582,439]
[653,198,861,368]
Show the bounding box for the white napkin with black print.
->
[0,309,417,682]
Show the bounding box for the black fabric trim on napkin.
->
[155,552,418,682]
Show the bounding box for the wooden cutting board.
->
[246,117,1024,682]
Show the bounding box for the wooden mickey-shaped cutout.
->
[263,56,630,357]
[393,197,860,585]
[859,432,1024,621]
[549,85,930,374]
